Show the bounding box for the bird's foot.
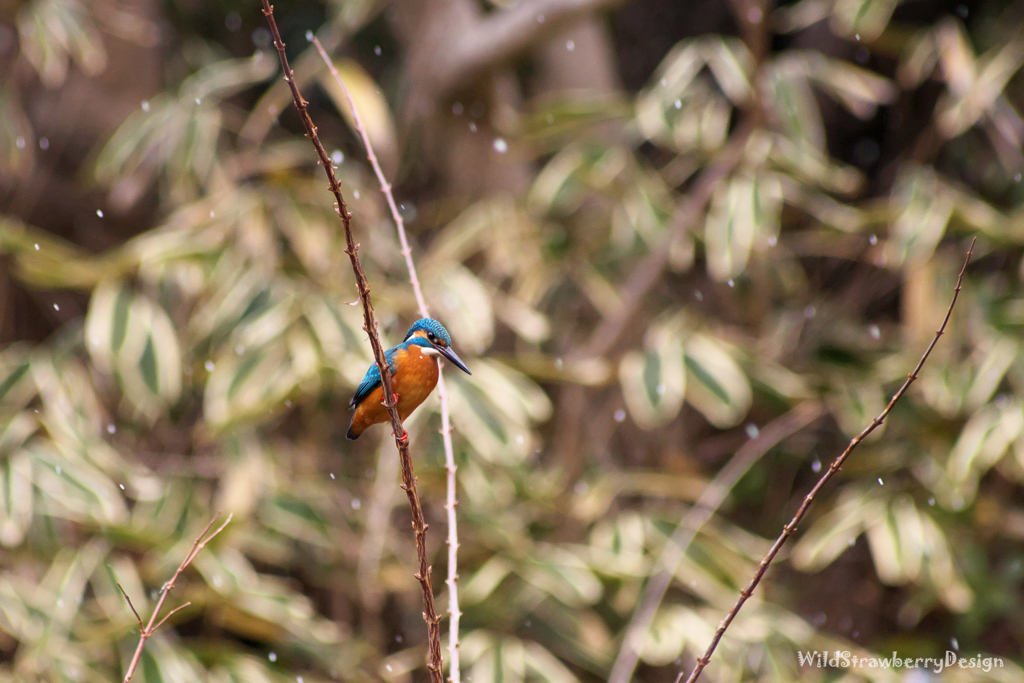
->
[381,393,400,405]
[392,429,410,446]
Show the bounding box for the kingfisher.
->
[347,318,471,440]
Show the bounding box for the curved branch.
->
[399,0,627,119]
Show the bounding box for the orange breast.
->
[347,345,439,439]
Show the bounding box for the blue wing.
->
[350,345,399,409]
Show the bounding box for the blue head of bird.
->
[404,318,471,375]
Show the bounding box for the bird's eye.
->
[427,332,436,341]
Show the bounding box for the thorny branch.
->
[680,238,976,683]
[122,512,232,683]
[609,402,825,683]
[310,35,464,683]
[259,4,444,681]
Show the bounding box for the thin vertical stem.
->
[311,36,462,683]
[259,5,444,681]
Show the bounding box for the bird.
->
[347,318,471,440]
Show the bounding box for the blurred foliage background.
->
[2,0,1024,681]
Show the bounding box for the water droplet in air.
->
[395,635,402,643]
[374,46,382,56]
[386,665,393,672]
[15,137,25,149]
[96,209,104,217]
[768,235,777,246]
[108,424,116,434]
[235,345,244,355]
[205,361,215,372]
[351,499,361,510]
[674,99,682,109]
[747,7,762,23]
[515,434,524,444]
[854,33,860,41]
[195,98,201,105]
[566,40,574,51]
[305,30,313,42]
[34,244,39,250]
[331,150,344,165]
[727,279,735,287]
[536,14,544,23]
[554,358,563,369]
[354,189,360,199]
[877,477,884,485]
[574,481,588,495]
[141,100,150,112]
[656,384,666,396]
[1015,173,1022,182]
[285,400,292,408]
[869,234,878,245]
[53,303,60,311]
[928,497,935,506]
[330,473,336,480]
[812,459,821,473]
[868,324,880,339]
[694,290,703,301]
[951,637,959,650]
[492,138,508,154]
[119,484,125,490]
[468,122,477,133]
[209,210,215,218]
[39,137,49,150]
[745,423,759,439]
[804,305,816,318]
[56,466,62,475]
[614,409,626,422]
[269,652,277,662]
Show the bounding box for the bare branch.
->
[117,583,142,627]
[680,238,976,683]
[400,0,626,119]
[122,512,232,683]
[311,35,463,682]
[609,402,825,683]
[260,4,444,681]
[153,602,192,632]
[581,120,754,359]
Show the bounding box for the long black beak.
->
[438,345,471,375]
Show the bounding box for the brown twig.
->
[679,238,976,683]
[554,120,755,481]
[122,512,232,683]
[259,5,443,681]
[609,402,825,683]
[309,36,464,683]
[582,119,754,360]
[117,583,142,626]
